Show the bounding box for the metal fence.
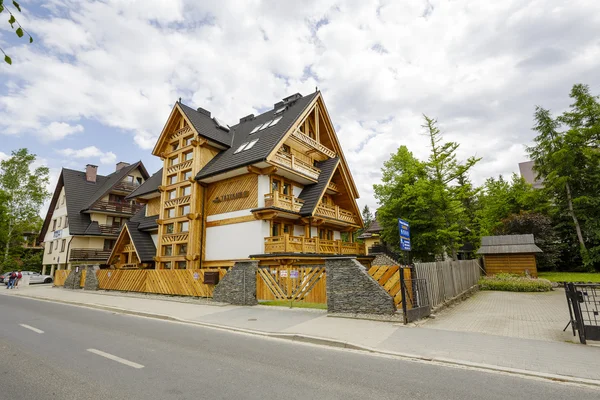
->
[564,283,600,344]
[413,259,481,309]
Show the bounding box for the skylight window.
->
[245,139,259,150]
[275,106,286,114]
[234,142,249,154]
[268,116,282,127]
[250,124,262,134]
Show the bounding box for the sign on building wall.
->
[398,219,411,251]
[53,230,63,239]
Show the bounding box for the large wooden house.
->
[108,91,368,270]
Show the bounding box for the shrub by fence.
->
[413,260,481,309]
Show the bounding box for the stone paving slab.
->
[421,289,577,343]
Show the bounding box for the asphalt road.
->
[0,295,598,400]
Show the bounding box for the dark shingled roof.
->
[130,206,159,231]
[125,221,156,263]
[477,234,543,255]
[195,92,319,180]
[81,161,149,211]
[298,157,339,216]
[179,103,233,148]
[126,168,163,200]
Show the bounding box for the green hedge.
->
[479,273,553,292]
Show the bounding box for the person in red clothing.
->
[14,270,22,289]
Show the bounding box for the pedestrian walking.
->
[14,270,22,289]
[6,272,17,289]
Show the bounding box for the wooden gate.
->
[256,266,327,304]
[367,265,413,308]
[53,270,70,286]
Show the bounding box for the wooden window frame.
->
[180,205,190,216]
[163,245,173,256]
[178,243,187,255]
[181,185,191,197]
[179,221,189,233]
[165,208,175,218]
[182,170,192,181]
[176,261,187,270]
[168,174,177,185]
[165,223,174,234]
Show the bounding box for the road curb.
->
[6,292,600,389]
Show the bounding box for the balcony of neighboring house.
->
[88,200,143,215]
[97,224,123,236]
[69,248,111,262]
[112,180,142,193]
[264,234,365,255]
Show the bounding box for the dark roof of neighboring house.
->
[298,157,339,216]
[126,168,163,200]
[81,161,149,211]
[130,206,159,231]
[125,220,156,263]
[357,216,382,239]
[179,103,233,148]
[477,234,543,255]
[195,92,319,180]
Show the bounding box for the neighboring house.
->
[519,161,544,189]
[39,162,150,276]
[477,234,543,277]
[21,231,43,250]
[108,91,367,270]
[358,216,383,254]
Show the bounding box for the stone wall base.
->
[212,261,258,305]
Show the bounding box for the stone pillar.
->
[212,261,258,305]
[63,266,81,289]
[42,265,47,275]
[50,265,55,277]
[326,256,396,315]
[83,265,99,290]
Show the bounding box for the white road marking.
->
[19,324,44,334]
[87,348,145,369]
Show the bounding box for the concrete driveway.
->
[421,289,578,343]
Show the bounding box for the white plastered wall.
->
[205,220,269,260]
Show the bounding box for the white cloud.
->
[1,0,600,211]
[44,122,84,141]
[57,146,117,165]
[0,151,8,162]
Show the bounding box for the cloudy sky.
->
[1,0,600,213]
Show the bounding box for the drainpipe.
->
[64,236,74,271]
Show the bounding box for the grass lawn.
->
[259,300,327,310]
[538,272,600,283]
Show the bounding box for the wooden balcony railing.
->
[327,181,339,192]
[264,234,365,255]
[273,152,320,180]
[89,200,143,215]
[113,181,141,193]
[291,129,336,158]
[264,192,303,213]
[314,203,359,225]
[69,248,111,261]
[166,159,193,175]
[98,224,122,235]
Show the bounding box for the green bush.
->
[479,273,552,292]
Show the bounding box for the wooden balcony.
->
[70,248,111,261]
[264,192,303,213]
[113,181,141,193]
[89,200,143,215]
[273,151,320,180]
[264,234,365,255]
[98,224,122,235]
[327,181,339,192]
[290,129,336,158]
[314,203,359,225]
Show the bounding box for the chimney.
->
[116,161,130,171]
[239,114,255,123]
[196,107,211,117]
[85,164,98,183]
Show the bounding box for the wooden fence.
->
[413,260,481,309]
[256,266,327,304]
[96,269,228,297]
[367,265,413,308]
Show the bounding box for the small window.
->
[64,216,68,228]
[52,220,57,231]
[54,241,59,250]
[136,177,143,184]
[250,124,262,134]
[61,239,66,252]
[178,243,187,255]
[60,196,65,205]
[272,179,280,193]
[183,170,192,180]
[180,205,190,216]
[165,208,175,218]
[176,261,187,270]
[48,242,53,254]
[58,217,62,228]
[282,144,291,154]
[170,156,179,166]
[171,142,179,151]
[244,138,259,150]
[272,223,280,237]
[165,223,174,234]
[184,151,193,161]
[185,136,194,146]
[163,245,172,256]
[167,190,176,200]
[234,142,249,154]
[168,175,177,185]
[182,186,191,196]
[179,221,189,233]
[268,116,282,127]
[163,262,172,270]
[126,175,134,183]
[275,106,286,114]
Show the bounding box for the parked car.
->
[2,271,53,285]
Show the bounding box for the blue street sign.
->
[400,238,411,251]
[398,219,411,251]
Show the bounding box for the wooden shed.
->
[477,234,543,277]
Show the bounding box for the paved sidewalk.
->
[2,285,599,385]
